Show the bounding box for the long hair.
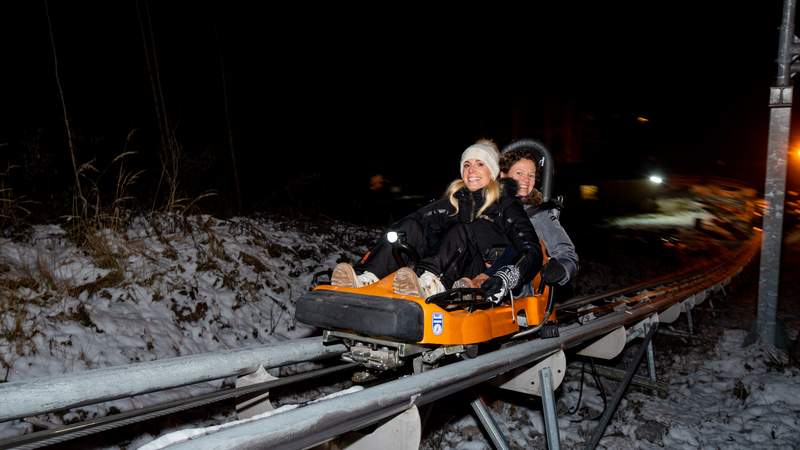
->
[445,179,500,218]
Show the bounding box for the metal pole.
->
[685,306,694,336]
[470,396,510,450]
[0,338,346,422]
[645,340,658,397]
[756,0,796,347]
[539,367,561,450]
[585,324,658,450]
[776,0,797,86]
[646,341,656,383]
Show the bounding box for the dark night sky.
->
[0,1,791,219]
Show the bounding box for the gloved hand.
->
[541,259,567,285]
[483,265,520,304]
[482,275,507,304]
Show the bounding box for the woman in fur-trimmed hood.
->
[499,147,545,206]
[331,139,543,303]
[495,143,579,287]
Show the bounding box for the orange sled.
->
[295,270,554,346]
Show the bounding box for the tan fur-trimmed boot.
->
[331,263,377,288]
[392,267,421,296]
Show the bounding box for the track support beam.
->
[471,395,510,450]
[585,324,658,449]
[539,366,561,450]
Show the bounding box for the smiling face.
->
[502,158,536,197]
[461,158,493,191]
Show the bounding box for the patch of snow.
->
[0,215,375,441]
[1,214,798,450]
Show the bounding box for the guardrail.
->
[0,337,346,422]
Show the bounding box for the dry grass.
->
[68,270,124,297]
[33,254,59,291]
[0,275,39,291]
[0,164,32,228]
[151,132,217,215]
[69,136,142,232]
[162,192,218,216]
[153,133,182,213]
[206,231,230,262]
[83,231,126,271]
[0,287,39,357]
[240,252,267,273]
[146,214,181,258]
[1,227,128,303]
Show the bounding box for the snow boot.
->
[331,263,377,288]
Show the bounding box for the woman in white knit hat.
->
[332,139,543,303]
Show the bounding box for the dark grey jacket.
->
[528,204,578,285]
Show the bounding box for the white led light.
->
[386,231,399,243]
[648,175,663,184]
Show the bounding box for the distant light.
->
[369,174,386,191]
[386,231,399,243]
[648,175,663,184]
[636,116,649,123]
[580,185,599,200]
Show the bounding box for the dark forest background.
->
[0,1,792,227]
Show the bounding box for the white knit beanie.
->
[460,143,500,179]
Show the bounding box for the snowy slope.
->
[1,214,798,450]
[0,215,375,440]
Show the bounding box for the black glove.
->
[541,259,567,285]
[483,265,521,304]
[482,275,507,304]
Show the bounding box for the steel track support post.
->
[585,324,658,450]
[685,305,694,335]
[751,0,797,348]
[753,86,791,349]
[646,341,656,384]
[538,366,561,450]
[236,365,277,419]
[646,340,658,396]
[470,396,510,450]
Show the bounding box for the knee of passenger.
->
[393,219,425,244]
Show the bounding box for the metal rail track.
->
[0,337,347,423]
[160,234,759,449]
[0,363,359,450]
[0,234,759,449]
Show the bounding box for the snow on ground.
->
[0,214,375,440]
[421,319,800,450]
[607,198,713,229]
[419,217,800,449]
[1,212,798,449]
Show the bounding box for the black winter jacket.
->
[401,178,543,282]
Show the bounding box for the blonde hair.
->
[447,138,502,217]
[445,178,500,218]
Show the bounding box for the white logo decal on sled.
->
[432,312,444,336]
